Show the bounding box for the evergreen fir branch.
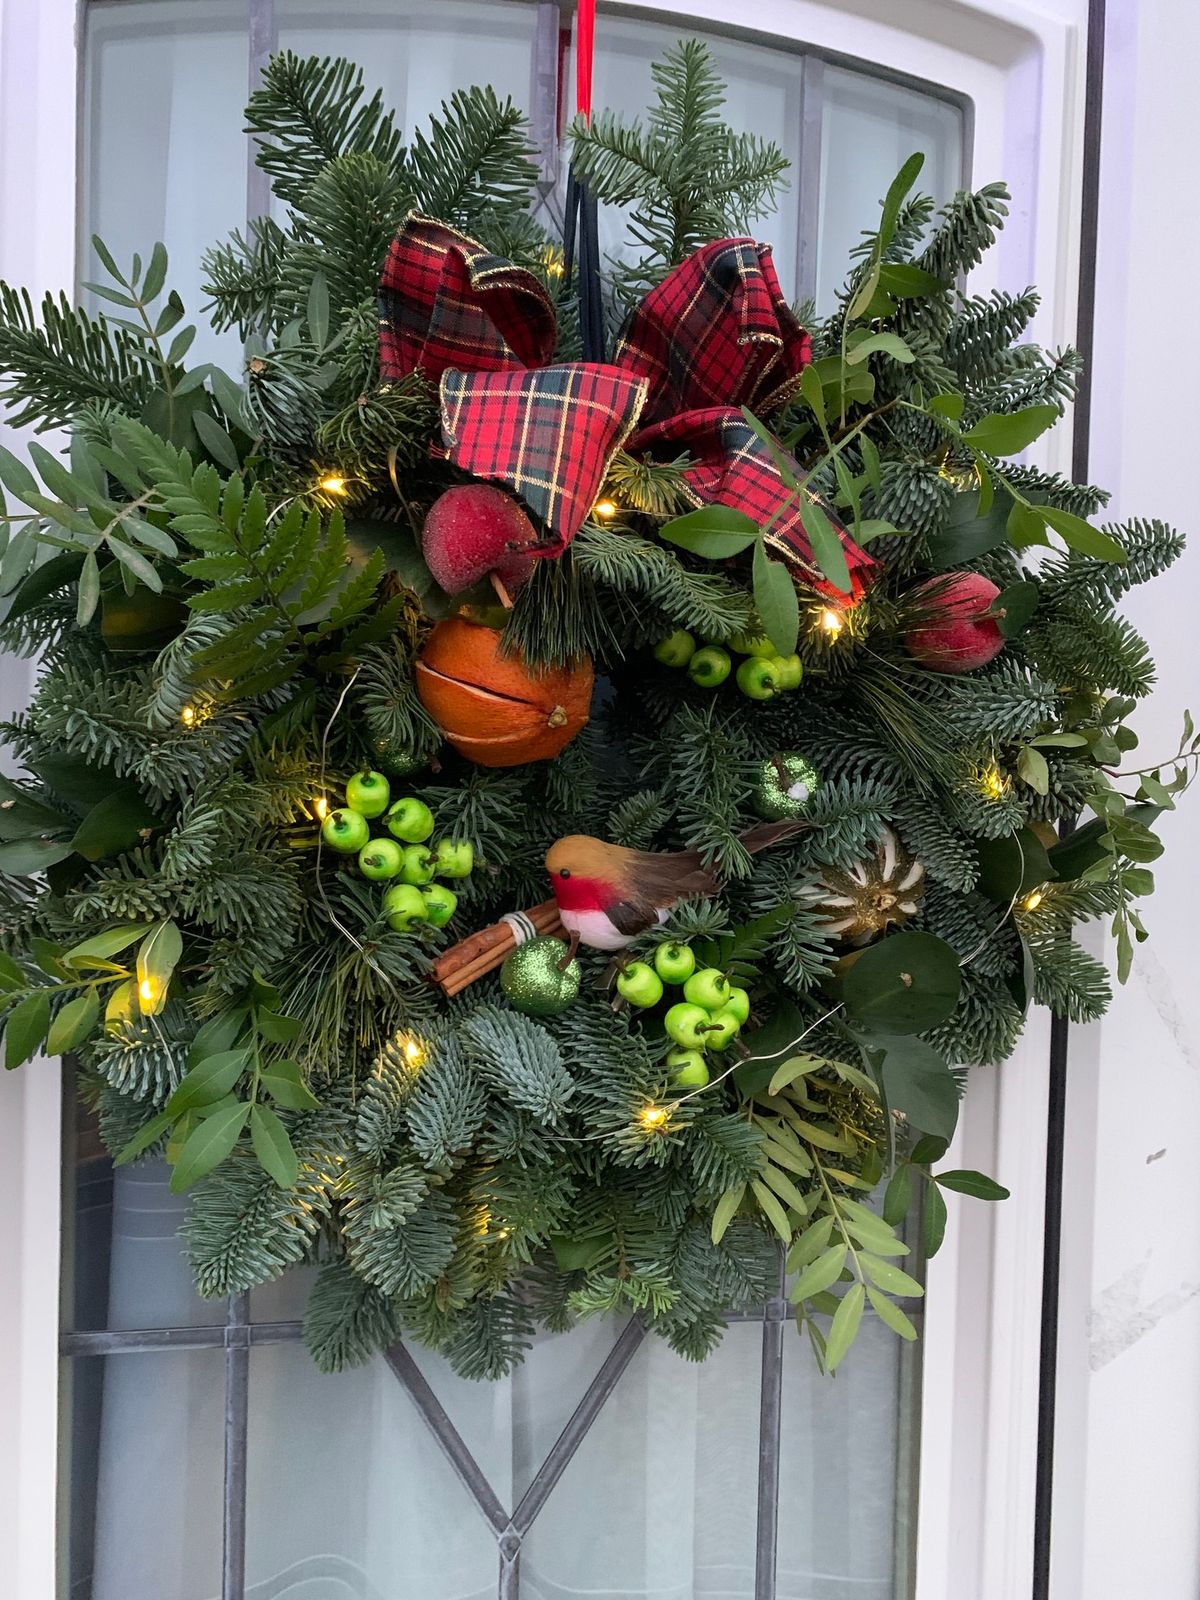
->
[436,1288,536,1380]
[405,1032,489,1169]
[185,1100,349,1296]
[356,1032,424,1162]
[1026,610,1156,698]
[303,1255,403,1372]
[607,788,671,849]
[573,521,755,642]
[0,285,155,430]
[603,450,695,517]
[1037,518,1186,608]
[406,88,539,228]
[345,1186,457,1296]
[202,217,291,338]
[1028,931,1112,1022]
[916,182,1011,282]
[245,53,408,208]
[569,40,788,298]
[459,1006,575,1125]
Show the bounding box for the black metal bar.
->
[59,1318,304,1355]
[753,1253,788,1600]
[221,1293,251,1600]
[384,1342,511,1537]
[510,1317,647,1536]
[1033,2,1106,1593]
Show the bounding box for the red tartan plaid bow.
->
[379,213,877,594]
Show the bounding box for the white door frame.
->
[0,3,1092,1597]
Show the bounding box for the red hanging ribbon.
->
[575,0,595,121]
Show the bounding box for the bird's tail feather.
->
[738,819,810,854]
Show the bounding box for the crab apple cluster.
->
[319,769,475,933]
[615,938,750,1089]
[653,628,803,703]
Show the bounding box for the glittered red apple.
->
[904,574,1006,673]
[421,483,551,604]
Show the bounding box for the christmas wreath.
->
[0,44,1193,1378]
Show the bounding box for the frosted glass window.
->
[82,1,252,369]
[815,63,965,310]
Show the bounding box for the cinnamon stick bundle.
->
[430,900,566,997]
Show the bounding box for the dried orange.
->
[415,619,592,767]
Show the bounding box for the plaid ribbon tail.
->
[631,408,879,600]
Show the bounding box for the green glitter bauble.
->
[370,735,426,780]
[500,936,582,1016]
[752,752,821,819]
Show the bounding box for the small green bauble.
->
[371,736,426,780]
[687,646,732,688]
[500,936,582,1017]
[752,752,822,820]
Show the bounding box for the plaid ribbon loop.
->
[379,212,877,592]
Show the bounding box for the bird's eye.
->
[559,868,571,880]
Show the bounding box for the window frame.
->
[0,3,1093,1597]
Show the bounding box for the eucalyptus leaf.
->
[114,1109,173,1167]
[752,535,799,655]
[661,506,758,559]
[46,988,101,1055]
[960,404,1058,456]
[842,931,962,1035]
[934,1168,1010,1200]
[875,1035,960,1142]
[797,498,852,596]
[4,990,50,1069]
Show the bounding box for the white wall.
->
[1052,2,1200,1594]
[0,1,76,1594]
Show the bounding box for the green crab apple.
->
[615,961,664,1008]
[687,646,732,688]
[421,883,458,928]
[730,632,776,658]
[321,808,370,853]
[399,845,436,885]
[433,838,474,878]
[382,883,428,932]
[653,628,696,668]
[654,941,696,984]
[683,967,731,1012]
[703,1008,742,1050]
[666,1047,710,1087]
[772,654,804,691]
[736,656,782,700]
[664,1002,713,1049]
[358,839,404,880]
[724,986,751,1025]
[385,796,435,843]
[345,769,391,818]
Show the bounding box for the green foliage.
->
[0,45,1188,1386]
[569,39,789,302]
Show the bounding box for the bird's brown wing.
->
[625,848,721,905]
[606,898,660,936]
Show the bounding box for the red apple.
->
[421,484,546,597]
[904,573,1006,674]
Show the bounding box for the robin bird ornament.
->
[545,821,807,953]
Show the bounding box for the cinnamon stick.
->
[430,899,566,996]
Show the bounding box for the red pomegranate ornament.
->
[421,484,548,602]
[903,573,1006,674]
